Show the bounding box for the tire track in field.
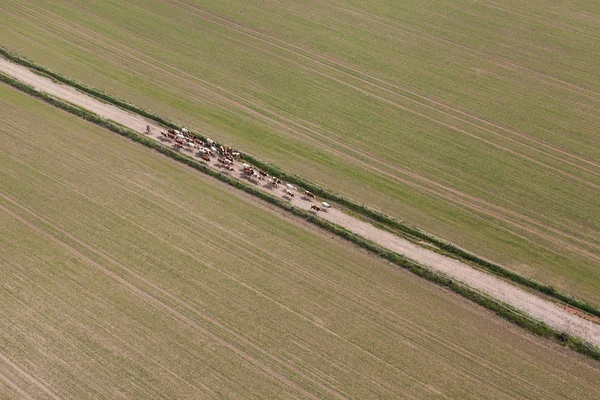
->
[0,352,61,400]
[12,0,600,187]
[1,129,558,399]
[1,170,353,399]
[9,2,600,251]
[0,372,36,400]
[157,0,600,182]
[0,264,193,399]
[469,0,600,41]
[1,151,442,400]
[0,198,333,400]
[2,138,558,400]
[159,0,600,175]
[0,193,344,400]
[0,244,218,398]
[331,1,600,99]
[0,237,201,399]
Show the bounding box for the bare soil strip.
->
[2,57,599,348]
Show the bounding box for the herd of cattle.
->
[151,126,332,212]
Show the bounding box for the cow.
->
[201,154,211,162]
[321,202,332,209]
[285,190,295,197]
[305,190,315,199]
[310,205,321,212]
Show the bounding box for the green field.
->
[3,81,600,398]
[2,0,598,304]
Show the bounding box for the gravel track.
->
[2,57,599,347]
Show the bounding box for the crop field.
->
[3,81,600,397]
[1,0,598,304]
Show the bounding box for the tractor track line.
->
[0,352,61,400]
[0,197,335,400]
[1,151,443,400]
[11,2,600,184]
[2,115,566,399]
[469,0,600,41]
[168,0,600,171]
[157,0,600,178]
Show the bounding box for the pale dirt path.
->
[2,57,599,348]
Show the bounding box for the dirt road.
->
[2,57,599,347]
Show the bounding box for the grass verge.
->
[2,70,599,362]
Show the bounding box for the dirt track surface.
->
[2,57,599,347]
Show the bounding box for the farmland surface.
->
[3,55,600,345]
[2,81,600,398]
[1,0,599,303]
